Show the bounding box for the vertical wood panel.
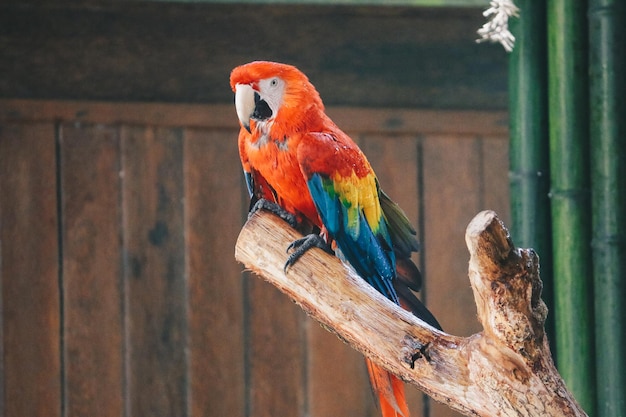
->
[481,137,511,226]
[121,126,188,417]
[0,123,61,417]
[422,135,482,417]
[307,317,375,417]
[184,128,246,417]
[422,135,483,336]
[0,102,510,417]
[312,323,375,417]
[247,280,306,417]
[59,124,124,417]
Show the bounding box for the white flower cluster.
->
[476,0,520,53]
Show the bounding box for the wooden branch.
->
[235,210,587,417]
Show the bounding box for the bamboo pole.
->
[588,1,626,416]
[547,0,595,413]
[508,0,554,345]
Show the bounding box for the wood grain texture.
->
[0,4,507,110]
[59,124,124,417]
[247,279,307,417]
[422,135,483,338]
[307,319,376,417]
[0,123,61,417]
[0,100,511,417]
[235,210,587,417]
[481,137,511,226]
[184,128,246,417]
[0,99,509,136]
[121,126,188,417]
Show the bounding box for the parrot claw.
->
[249,199,298,229]
[284,234,333,271]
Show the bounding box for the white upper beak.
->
[235,84,255,132]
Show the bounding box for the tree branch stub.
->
[235,209,586,417]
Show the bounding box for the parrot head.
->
[230,61,324,135]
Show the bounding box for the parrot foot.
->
[249,199,298,229]
[284,234,333,271]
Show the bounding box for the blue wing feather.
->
[307,174,399,303]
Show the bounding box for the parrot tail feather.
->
[366,358,410,417]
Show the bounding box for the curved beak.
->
[235,84,256,133]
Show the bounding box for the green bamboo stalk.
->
[508,0,554,346]
[547,0,595,413]
[589,1,626,416]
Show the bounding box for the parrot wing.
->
[379,191,419,259]
[297,131,443,330]
[297,131,398,303]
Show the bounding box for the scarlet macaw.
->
[230,61,441,417]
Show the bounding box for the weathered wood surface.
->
[185,128,247,417]
[0,99,508,135]
[122,126,188,417]
[0,100,508,417]
[0,123,61,417]
[60,124,124,417]
[235,210,586,417]
[0,3,507,110]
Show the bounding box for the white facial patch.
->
[257,76,285,119]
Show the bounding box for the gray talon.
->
[250,199,298,228]
[284,234,332,271]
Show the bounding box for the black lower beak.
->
[252,92,273,121]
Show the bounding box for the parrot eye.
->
[270,78,279,87]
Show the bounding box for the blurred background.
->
[0,1,510,417]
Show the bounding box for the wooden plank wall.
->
[0,99,509,417]
[0,3,507,110]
